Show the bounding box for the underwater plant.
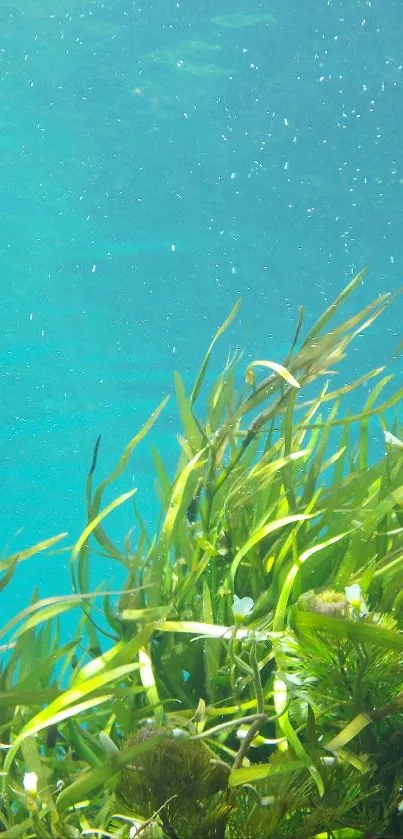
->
[1,271,403,837]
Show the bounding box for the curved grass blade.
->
[174,371,206,452]
[1,819,33,839]
[229,450,309,510]
[91,397,169,516]
[147,449,206,598]
[245,359,300,389]
[297,384,403,430]
[0,688,63,708]
[230,513,319,588]
[298,367,386,409]
[0,593,89,644]
[66,718,103,768]
[191,298,241,406]
[16,639,78,691]
[11,601,82,640]
[229,758,310,787]
[272,532,351,632]
[4,662,139,772]
[119,605,171,622]
[302,269,366,343]
[0,588,139,646]
[207,350,239,433]
[5,695,113,773]
[324,712,373,752]
[151,445,171,506]
[0,532,68,573]
[0,557,18,594]
[157,620,274,641]
[70,489,137,592]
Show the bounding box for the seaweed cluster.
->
[1,272,403,837]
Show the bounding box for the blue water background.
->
[1,0,403,621]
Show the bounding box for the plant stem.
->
[232,718,264,772]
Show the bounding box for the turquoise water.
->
[1,1,403,617]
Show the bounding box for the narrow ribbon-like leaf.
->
[246,359,300,389]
